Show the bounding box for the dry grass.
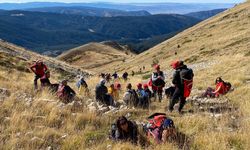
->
[0,1,250,150]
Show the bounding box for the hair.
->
[215,77,224,84]
[126,83,132,90]
[116,116,128,131]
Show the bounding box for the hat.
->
[137,83,142,89]
[143,84,148,89]
[154,64,160,70]
[170,60,180,69]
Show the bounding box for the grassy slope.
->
[0,1,250,150]
[57,42,134,72]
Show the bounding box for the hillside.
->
[0,10,200,55]
[27,6,151,17]
[0,39,91,78]
[58,42,134,72]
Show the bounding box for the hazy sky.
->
[0,0,246,3]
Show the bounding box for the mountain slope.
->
[117,2,250,72]
[0,10,200,54]
[27,6,151,17]
[185,8,227,20]
[58,42,134,72]
[0,39,91,77]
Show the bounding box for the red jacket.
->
[30,64,48,77]
[215,82,226,97]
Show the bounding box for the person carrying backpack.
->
[150,65,165,102]
[95,79,114,106]
[143,84,152,100]
[110,116,138,145]
[40,70,51,87]
[136,83,149,109]
[57,80,76,104]
[123,83,139,107]
[169,60,194,114]
[143,113,175,144]
[30,60,48,89]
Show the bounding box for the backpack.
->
[152,72,165,87]
[180,68,194,98]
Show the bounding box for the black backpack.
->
[180,68,194,81]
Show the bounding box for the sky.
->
[0,0,246,3]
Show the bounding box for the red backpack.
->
[180,68,194,98]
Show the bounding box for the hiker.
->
[123,83,138,107]
[150,65,165,102]
[112,72,118,80]
[169,60,194,113]
[105,73,111,83]
[143,113,176,144]
[40,70,51,87]
[131,71,135,77]
[202,77,232,98]
[136,83,149,109]
[108,83,121,101]
[30,60,48,89]
[110,116,138,144]
[143,84,152,100]
[95,79,114,106]
[76,76,89,97]
[57,80,76,104]
[122,72,129,81]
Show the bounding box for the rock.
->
[88,102,97,108]
[86,99,94,105]
[0,88,11,96]
[61,134,68,139]
[99,107,110,113]
[107,144,112,150]
[126,113,131,118]
[88,106,97,113]
[25,131,34,137]
[31,136,43,142]
[47,146,52,150]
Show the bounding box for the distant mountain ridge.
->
[0,2,235,14]
[185,9,227,20]
[0,10,200,55]
[26,6,151,17]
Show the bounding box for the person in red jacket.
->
[30,60,48,89]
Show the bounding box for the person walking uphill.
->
[169,61,194,114]
[110,116,138,144]
[30,60,48,89]
[150,65,165,102]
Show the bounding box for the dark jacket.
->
[95,84,108,102]
[115,121,138,144]
[172,65,188,89]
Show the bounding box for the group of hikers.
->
[29,59,232,146]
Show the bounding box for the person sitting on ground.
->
[169,60,194,114]
[202,77,232,98]
[136,83,149,109]
[123,83,138,107]
[57,80,76,104]
[143,84,152,100]
[108,83,121,101]
[95,79,114,106]
[30,60,48,89]
[122,72,129,81]
[143,113,176,144]
[110,116,138,144]
[150,64,165,102]
[76,76,89,97]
